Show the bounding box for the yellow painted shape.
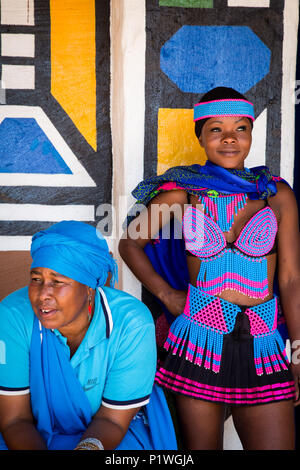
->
[50,0,97,150]
[157,108,207,175]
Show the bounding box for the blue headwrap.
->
[30,221,118,289]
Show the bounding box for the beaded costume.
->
[152,183,294,404]
[127,96,295,405]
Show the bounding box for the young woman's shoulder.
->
[147,188,188,207]
[268,181,299,223]
[271,181,296,204]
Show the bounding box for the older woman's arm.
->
[75,406,139,450]
[74,294,158,451]
[0,394,47,449]
[274,183,300,405]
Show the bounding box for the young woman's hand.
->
[160,288,187,317]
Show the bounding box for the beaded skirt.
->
[155,286,295,405]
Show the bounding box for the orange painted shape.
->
[50,0,97,150]
[157,108,207,175]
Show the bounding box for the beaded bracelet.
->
[74,437,104,450]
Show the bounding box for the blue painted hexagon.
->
[160,26,271,94]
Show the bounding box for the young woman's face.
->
[28,267,89,331]
[199,116,252,169]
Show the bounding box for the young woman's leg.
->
[231,400,295,450]
[175,395,226,450]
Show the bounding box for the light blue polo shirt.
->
[0,286,157,416]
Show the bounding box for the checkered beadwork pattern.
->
[246,298,289,375]
[164,286,289,375]
[193,98,255,122]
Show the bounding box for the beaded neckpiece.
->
[198,168,260,232]
[198,192,247,232]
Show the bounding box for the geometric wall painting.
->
[1,33,35,57]
[0,0,111,246]
[0,118,71,174]
[160,26,271,94]
[50,0,97,151]
[244,109,267,169]
[0,107,96,187]
[145,0,284,178]
[159,0,213,6]
[228,1,270,6]
[157,108,207,175]
[2,64,35,89]
[1,0,35,26]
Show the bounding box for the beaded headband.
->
[193,99,255,122]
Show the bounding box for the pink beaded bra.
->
[183,205,277,258]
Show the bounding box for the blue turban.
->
[30,221,118,289]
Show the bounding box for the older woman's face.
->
[28,267,89,331]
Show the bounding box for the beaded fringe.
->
[253,330,289,376]
[197,249,268,299]
[164,314,226,374]
[199,193,248,232]
[164,290,289,376]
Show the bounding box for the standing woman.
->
[119,87,300,450]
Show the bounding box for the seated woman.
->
[0,220,177,450]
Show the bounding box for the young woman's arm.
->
[119,189,188,316]
[273,183,300,404]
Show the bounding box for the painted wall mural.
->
[145,0,285,177]
[0,0,111,250]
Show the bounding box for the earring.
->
[88,293,92,322]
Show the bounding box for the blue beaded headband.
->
[194,99,255,122]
